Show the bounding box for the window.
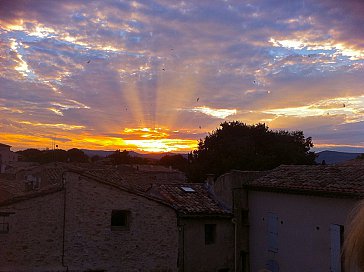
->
[205,224,216,244]
[267,212,278,252]
[241,250,248,272]
[0,212,14,234]
[266,259,279,272]
[241,209,249,226]
[111,210,130,230]
[181,186,195,192]
[330,224,344,272]
[0,218,9,233]
[33,179,41,190]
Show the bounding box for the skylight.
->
[181,186,195,192]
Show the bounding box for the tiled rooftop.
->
[85,168,186,192]
[250,164,364,197]
[148,183,231,216]
[0,188,14,203]
[0,143,11,148]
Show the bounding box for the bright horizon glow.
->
[1,1,364,153]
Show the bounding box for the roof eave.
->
[247,185,364,199]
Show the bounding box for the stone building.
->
[148,183,234,272]
[0,144,18,173]
[214,164,364,272]
[0,168,234,272]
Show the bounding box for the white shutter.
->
[268,212,278,252]
[330,224,343,272]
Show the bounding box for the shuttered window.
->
[268,212,278,252]
[330,224,344,272]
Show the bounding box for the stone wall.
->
[0,171,179,272]
[0,190,65,272]
[64,172,178,272]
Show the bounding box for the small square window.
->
[111,210,130,230]
[205,224,216,244]
[0,221,9,234]
[241,209,249,226]
[0,212,14,234]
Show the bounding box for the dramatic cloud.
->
[0,0,363,152]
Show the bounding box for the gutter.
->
[232,218,237,272]
[61,171,69,271]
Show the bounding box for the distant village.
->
[1,142,364,272]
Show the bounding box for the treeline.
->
[16,147,189,172]
[17,148,92,164]
[16,121,319,181]
[16,148,150,165]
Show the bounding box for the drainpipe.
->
[232,218,237,272]
[205,174,215,192]
[177,217,185,272]
[181,225,185,272]
[61,171,69,271]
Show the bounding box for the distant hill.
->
[81,149,187,160]
[315,150,362,164]
[137,152,188,160]
[81,149,114,158]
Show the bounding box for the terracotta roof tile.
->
[149,183,231,216]
[0,143,11,148]
[1,164,228,216]
[250,164,364,197]
[85,169,185,192]
[0,189,14,203]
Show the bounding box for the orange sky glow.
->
[0,0,364,153]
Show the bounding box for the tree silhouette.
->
[66,148,89,162]
[17,148,89,163]
[107,149,131,165]
[159,154,188,172]
[187,121,316,181]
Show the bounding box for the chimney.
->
[205,174,215,191]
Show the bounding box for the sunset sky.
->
[0,0,363,153]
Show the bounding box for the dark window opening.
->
[241,250,249,272]
[205,224,216,244]
[241,209,249,226]
[266,259,279,272]
[0,212,14,234]
[0,221,9,233]
[111,210,130,229]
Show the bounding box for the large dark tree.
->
[66,148,89,163]
[107,149,131,165]
[159,154,188,172]
[187,121,316,181]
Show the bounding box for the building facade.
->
[214,165,364,272]
[0,169,234,272]
[0,171,178,272]
[0,144,18,173]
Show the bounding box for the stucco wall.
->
[214,171,266,210]
[179,217,234,272]
[249,190,358,272]
[0,172,179,272]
